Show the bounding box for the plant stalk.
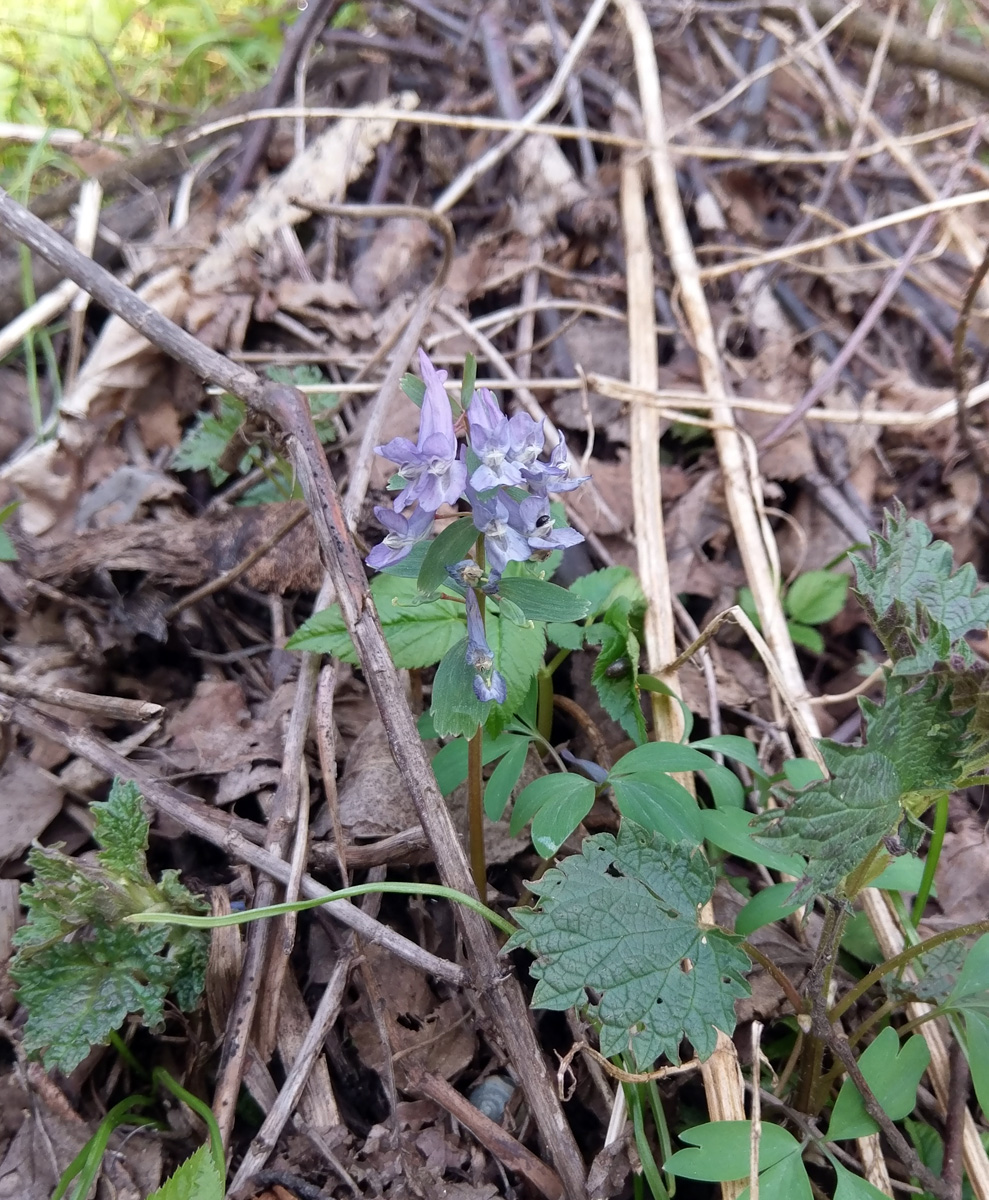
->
[468,720,487,899]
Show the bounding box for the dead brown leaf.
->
[0,755,64,865]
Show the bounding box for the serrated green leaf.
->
[92,778,151,884]
[666,1120,800,1181]
[416,517,478,595]
[545,621,585,650]
[750,742,903,901]
[147,1143,224,1200]
[484,737,530,821]
[860,674,966,799]
[570,566,646,617]
[828,1027,930,1141]
[288,574,465,667]
[591,601,646,744]
[14,924,173,1073]
[853,504,989,663]
[496,577,591,623]
[785,570,849,624]
[431,637,488,738]
[173,393,247,483]
[944,933,989,1012]
[507,822,750,1066]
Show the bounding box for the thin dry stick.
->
[0,188,589,1199]
[953,242,989,501]
[762,121,986,448]
[0,675,161,721]
[750,1022,763,1200]
[698,190,989,282]
[229,950,357,1194]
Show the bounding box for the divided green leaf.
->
[507,822,750,1066]
[589,598,646,744]
[827,1027,930,1141]
[147,1142,224,1200]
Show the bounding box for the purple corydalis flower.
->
[508,412,545,467]
[365,504,433,569]
[467,388,524,491]
[375,349,467,514]
[465,589,507,704]
[468,487,532,575]
[560,748,609,786]
[505,493,584,554]
[523,435,589,496]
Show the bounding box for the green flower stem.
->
[828,918,989,1026]
[645,1076,675,1196]
[52,1096,154,1200]
[468,720,487,898]
[154,1067,225,1181]
[911,792,948,925]
[621,1064,670,1200]
[536,666,555,743]
[125,880,517,938]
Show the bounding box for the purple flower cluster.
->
[369,349,588,702]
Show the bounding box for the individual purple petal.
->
[473,671,507,704]
[365,504,433,570]
[447,558,485,589]
[522,435,590,495]
[507,412,545,467]
[504,493,584,555]
[469,487,532,574]
[464,589,507,704]
[560,749,610,786]
[468,389,523,491]
[374,350,466,514]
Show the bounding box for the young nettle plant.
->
[289,350,650,888]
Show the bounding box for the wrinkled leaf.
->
[147,1143,223,1200]
[507,822,749,1066]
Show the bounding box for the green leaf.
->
[15,923,174,1074]
[288,574,465,668]
[379,540,429,578]
[665,1120,801,1181]
[0,500,19,561]
[510,773,594,837]
[430,731,521,796]
[962,1010,989,1120]
[91,778,150,885]
[785,570,849,624]
[460,352,476,411]
[484,737,530,820]
[737,1149,812,1200]
[869,855,928,894]
[591,600,646,744]
[530,785,596,857]
[10,778,208,1074]
[750,742,904,902]
[416,517,478,595]
[400,373,426,406]
[546,621,585,650]
[173,393,248,484]
[944,932,989,1011]
[853,503,989,663]
[570,566,646,617]
[609,775,702,845]
[506,822,750,1066]
[691,735,765,776]
[734,882,804,936]
[788,621,824,654]
[497,577,591,623]
[783,758,826,788]
[613,742,744,810]
[147,1143,224,1200]
[431,637,488,738]
[828,1027,930,1141]
[699,809,807,875]
[831,1159,900,1200]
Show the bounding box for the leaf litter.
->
[2,1,989,1197]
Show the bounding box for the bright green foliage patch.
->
[147,1143,223,1200]
[11,779,208,1074]
[507,822,750,1067]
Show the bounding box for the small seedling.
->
[739,567,849,653]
